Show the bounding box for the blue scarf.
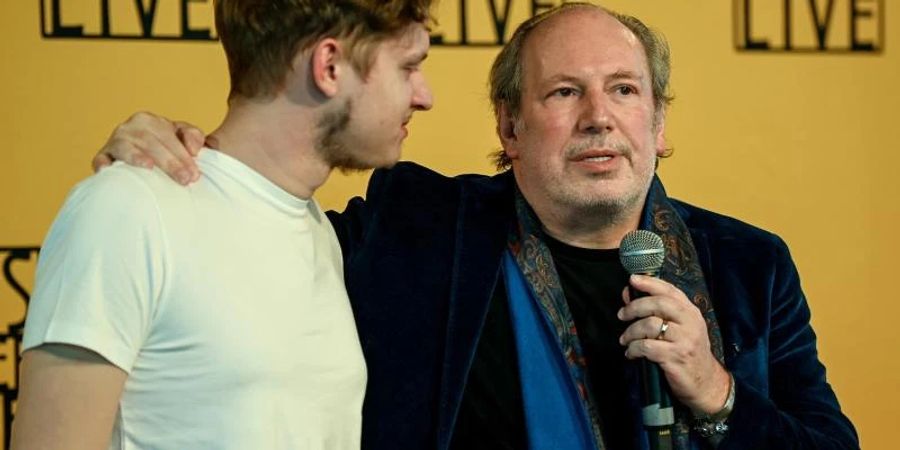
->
[503,251,599,449]
[505,177,724,449]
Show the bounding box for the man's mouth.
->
[581,155,614,163]
[571,149,621,162]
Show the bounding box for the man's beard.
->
[546,177,648,231]
[315,98,371,174]
[549,137,653,227]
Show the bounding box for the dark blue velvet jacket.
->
[327,162,858,450]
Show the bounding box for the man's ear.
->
[654,110,667,157]
[309,38,344,98]
[497,103,521,159]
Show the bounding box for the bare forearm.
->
[11,345,127,450]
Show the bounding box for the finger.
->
[142,134,196,185]
[100,112,169,166]
[174,121,206,156]
[174,122,204,182]
[629,274,685,299]
[621,285,632,305]
[619,317,672,345]
[617,295,683,322]
[157,129,198,185]
[99,134,155,169]
[624,338,675,361]
[91,153,114,173]
[111,112,198,184]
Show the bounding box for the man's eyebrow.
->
[608,70,644,82]
[539,70,645,87]
[544,74,582,84]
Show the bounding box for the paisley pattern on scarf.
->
[648,190,724,448]
[508,177,724,450]
[507,192,606,449]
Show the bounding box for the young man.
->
[12,1,432,449]
[87,3,858,449]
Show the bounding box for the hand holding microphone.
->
[618,231,732,441]
[619,230,673,450]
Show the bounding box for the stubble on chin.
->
[547,165,654,231]
[550,183,639,229]
[316,98,370,173]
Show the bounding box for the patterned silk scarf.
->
[506,177,725,449]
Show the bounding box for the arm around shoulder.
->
[93,111,205,185]
[326,167,396,263]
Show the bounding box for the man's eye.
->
[616,85,636,95]
[553,87,577,97]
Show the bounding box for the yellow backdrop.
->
[1,0,896,447]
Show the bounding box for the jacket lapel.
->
[435,173,515,449]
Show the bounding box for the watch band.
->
[693,372,736,438]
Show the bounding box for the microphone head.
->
[619,230,665,275]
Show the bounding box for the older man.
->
[13,1,432,449]
[89,3,857,449]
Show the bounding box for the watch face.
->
[694,420,729,438]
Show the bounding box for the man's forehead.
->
[523,9,647,81]
[385,22,430,55]
[530,8,637,52]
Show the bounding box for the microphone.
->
[619,230,673,450]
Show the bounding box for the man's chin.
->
[554,185,642,215]
[365,147,403,170]
[335,165,372,175]
[333,155,400,174]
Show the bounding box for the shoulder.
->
[43,163,188,252]
[26,166,172,372]
[56,164,165,227]
[70,162,185,209]
[670,198,787,250]
[328,163,513,253]
[367,162,513,203]
[369,162,459,192]
[669,199,796,288]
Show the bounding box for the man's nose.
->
[577,91,613,135]
[411,73,433,111]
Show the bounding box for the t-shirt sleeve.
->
[22,166,167,373]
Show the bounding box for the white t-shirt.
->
[23,149,367,449]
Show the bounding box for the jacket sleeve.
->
[719,238,859,449]
[326,168,392,268]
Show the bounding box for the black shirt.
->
[450,237,633,449]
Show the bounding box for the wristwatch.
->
[693,373,736,438]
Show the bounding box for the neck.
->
[207,96,331,199]
[538,207,641,250]
[515,180,645,250]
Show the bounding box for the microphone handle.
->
[629,285,674,450]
